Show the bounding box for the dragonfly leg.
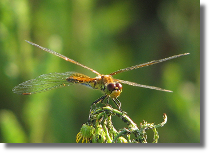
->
[112,98,122,111]
[105,97,115,109]
[89,95,107,120]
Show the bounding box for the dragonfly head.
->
[106,82,122,98]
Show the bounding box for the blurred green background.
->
[0,0,199,143]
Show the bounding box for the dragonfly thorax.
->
[93,75,123,98]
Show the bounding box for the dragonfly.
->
[13,40,189,110]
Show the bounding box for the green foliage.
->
[0,0,199,143]
[76,106,167,143]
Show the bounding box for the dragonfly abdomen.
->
[66,74,98,89]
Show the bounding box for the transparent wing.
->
[25,40,101,76]
[110,53,190,76]
[115,79,172,92]
[12,72,92,95]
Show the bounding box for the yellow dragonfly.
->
[13,40,189,109]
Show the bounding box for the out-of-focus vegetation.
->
[0,0,199,143]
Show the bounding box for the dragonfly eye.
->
[115,83,122,90]
[107,83,116,91]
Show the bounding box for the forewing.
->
[110,53,189,76]
[25,40,101,75]
[115,79,172,92]
[12,72,91,95]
